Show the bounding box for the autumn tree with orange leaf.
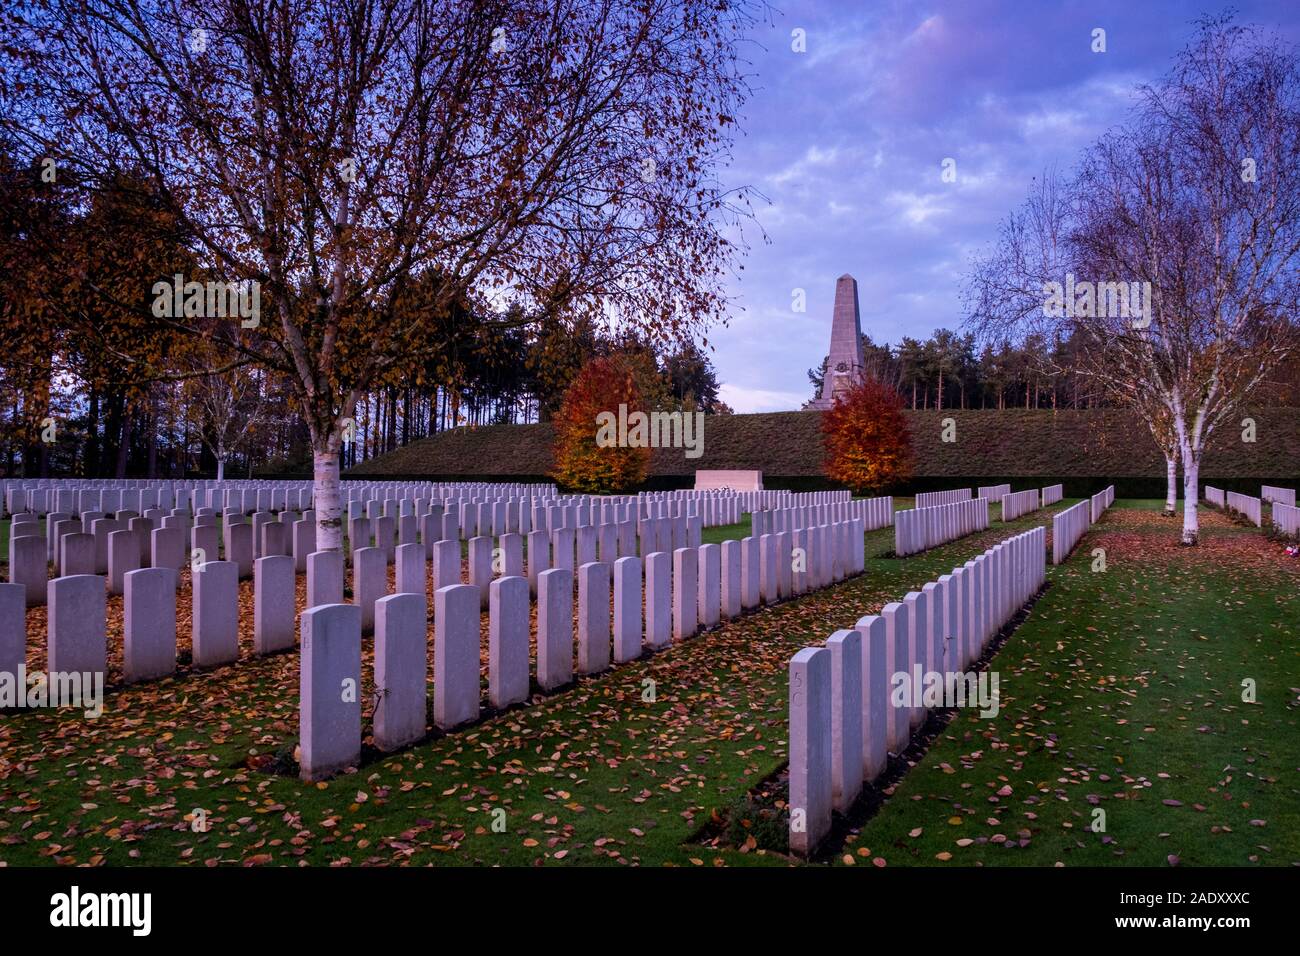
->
[4,0,759,547]
[821,379,914,495]
[551,356,648,494]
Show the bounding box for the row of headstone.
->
[1224,490,1262,527]
[1041,484,1064,506]
[2,477,564,518]
[977,484,1011,500]
[1000,488,1041,522]
[8,505,225,606]
[749,496,892,538]
[1051,500,1090,566]
[893,498,989,558]
[20,511,872,719]
[788,524,1048,857]
[1051,486,1113,565]
[1089,485,1115,522]
[0,549,310,690]
[1273,501,1300,536]
[1205,485,1226,507]
[1261,485,1296,507]
[299,515,871,780]
[914,488,971,509]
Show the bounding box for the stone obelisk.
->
[807,274,865,410]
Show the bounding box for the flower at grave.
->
[821,378,914,495]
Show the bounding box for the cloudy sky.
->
[710,0,1300,413]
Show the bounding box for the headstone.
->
[398,514,418,547]
[645,551,671,650]
[551,527,575,576]
[299,603,362,781]
[374,592,428,751]
[855,615,889,782]
[468,536,493,609]
[107,529,139,596]
[192,560,239,667]
[613,556,642,664]
[52,518,80,574]
[788,646,832,858]
[395,542,426,596]
[349,516,371,555]
[60,530,95,574]
[261,520,288,559]
[9,535,47,607]
[720,539,742,619]
[828,629,864,812]
[191,524,219,568]
[307,550,345,608]
[292,519,315,572]
[776,531,793,598]
[881,602,909,754]
[353,546,386,634]
[123,567,177,682]
[434,583,481,730]
[151,527,185,581]
[254,555,296,655]
[526,530,549,596]
[500,532,524,578]
[537,568,573,691]
[740,536,760,609]
[903,591,927,731]
[577,562,611,675]
[672,547,697,641]
[431,539,460,592]
[226,522,254,579]
[374,515,396,562]
[127,517,153,565]
[759,533,778,605]
[47,574,107,679]
[697,543,721,628]
[488,576,530,709]
[0,583,27,688]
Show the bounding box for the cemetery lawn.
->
[1,501,1296,866]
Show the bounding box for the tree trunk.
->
[1163,453,1177,514]
[146,399,158,478]
[86,390,100,478]
[313,425,345,552]
[216,457,226,482]
[115,409,131,478]
[1179,440,1199,545]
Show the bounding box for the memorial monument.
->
[805,274,865,410]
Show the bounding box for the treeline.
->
[0,159,728,479]
[811,330,1300,411]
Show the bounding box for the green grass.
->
[0,499,1295,866]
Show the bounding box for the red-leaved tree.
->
[822,379,914,495]
[551,356,648,494]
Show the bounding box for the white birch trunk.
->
[314,447,343,552]
[1179,438,1200,545]
[1164,453,1177,514]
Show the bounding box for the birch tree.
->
[968,16,1300,543]
[3,0,760,548]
